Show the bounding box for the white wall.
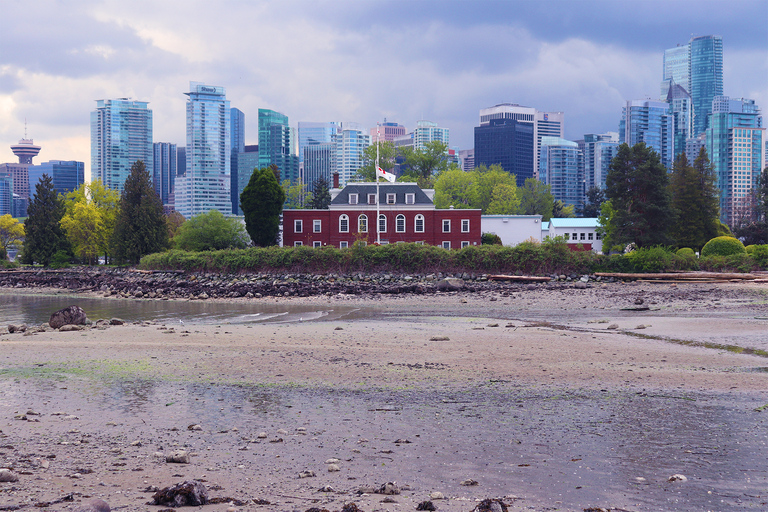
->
[481,215,543,246]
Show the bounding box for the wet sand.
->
[1,281,768,511]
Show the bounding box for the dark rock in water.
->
[152,481,208,507]
[49,306,87,329]
[473,499,508,512]
[73,499,111,512]
[416,501,437,511]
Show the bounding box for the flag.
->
[376,167,396,183]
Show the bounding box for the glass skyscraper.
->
[259,109,299,184]
[28,160,85,197]
[230,108,245,214]
[661,44,689,99]
[689,35,723,136]
[152,142,177,208]
[335,123,370,186]
[539,137,583,208]
[619,100,675,169]
[474,117,535,187]
[706,96,765,225]
[174,83,231,219]
[90,99,153,193]
[578,132,619,192]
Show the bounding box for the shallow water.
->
[0,291,369,326]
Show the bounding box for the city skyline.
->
[1,0,765,179]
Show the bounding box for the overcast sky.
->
[1,0,766,179]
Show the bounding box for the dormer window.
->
[349,193,358,205]
[368,193,377,205]
[387,193,396,204]
[405,193,415,205]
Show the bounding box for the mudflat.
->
[1,280,768,512]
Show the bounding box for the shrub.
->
[676,247,695,257]
[481,233,502,245]
[49,250,72,269]
[749,245,768,269]
[624,246,677,273]
[745,245,756,254]
[701,236,746,258]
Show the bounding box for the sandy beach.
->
[1,280,768,511]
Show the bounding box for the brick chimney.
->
[333,172,340,189]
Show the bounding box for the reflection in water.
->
[0,291,366,326]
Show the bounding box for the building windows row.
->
[348,193,416,205]
[337,214,426,234]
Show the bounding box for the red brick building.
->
[282,183,482,249]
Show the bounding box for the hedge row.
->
[138,242,768,276]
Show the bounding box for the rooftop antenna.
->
[24,118,27,139]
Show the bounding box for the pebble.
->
[276,428,288,435]
[607,324,619,330]
[257,432,268,438]
[187,424,203,431]
[668,474,687,482]
[460,479,478,486]
[327,464,340,472]
[166,450,190,464]
[298,470,316,478]
[325,458,340,464]
[429,491,445,499]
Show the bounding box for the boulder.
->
[73,499,111,512]
[152,480,208,507]
[8,324,27,333]
[49,306,87,329]
[436,278,464,291]
[0,468,19,482]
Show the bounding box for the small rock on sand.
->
[73,499,111,512]
[0,469,19,482]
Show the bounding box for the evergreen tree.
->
[755,166,768,222]
[112,160,168,264]
[240,165,286,247]
[578,186,606,217]
[669,148,720,250]
[307,176,332,209]
[20,174,71,265]
[552,200,576,218]
[605,143,674,247]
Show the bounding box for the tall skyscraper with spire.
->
[90,99,153,193]
[174,82,232,218]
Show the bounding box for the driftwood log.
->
[595,272,759,280]
[488,275,553,282]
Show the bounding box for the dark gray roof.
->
[331,183,433,205]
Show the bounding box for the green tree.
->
[552,200,576,218]
[282,179,313,209]
[0,214,24,258]
[755,166,768,222]
[307,176,332,209]
[433,168,476,209]
[62,180,120,264]
[578,186,606,217]
[486,183,520,214]
[605,142,674,247]
[241,165,286,247]
[112,160,169,264]
[517,178,555,221]
[472,164,518,213]
[597,199,618,250]
[400,140,450,186]
[355,140,398,182]
[20,174,71,266]
[166,210,186,241]
[174,209,249,251]
[669,148,720,250]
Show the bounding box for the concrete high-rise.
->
[153,142,177,209]
[539,137,583,208]
[478,104,564,178]
[706,96,765,225]
[369,121,405,143]
[259,109,299,183]
[689,35,723,136]
[174,83,231,218]
[413,120,449,150]
[90,99,153,193]
[619,100,675,169]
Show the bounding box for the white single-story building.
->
[481,215,543,246]
[482,215,603,253]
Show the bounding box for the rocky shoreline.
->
[0,267,608,300]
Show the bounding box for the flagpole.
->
[376,123,381,245]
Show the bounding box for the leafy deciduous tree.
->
[433,168,476,209]
[604,142,674,247]
[166,210,186,240]
[552,200,576,218]
[400,140,450,186]
[62,180,120,264]
[517,178,555,221]
[173,209,249,251]
[486,183,520,215]
[20,174,71,266]
[472,165,518,213]
[240,165,286,247]
[355,140,399,182]
[112,160,169,264]
[282,179,313,209]
[0,214,24,259]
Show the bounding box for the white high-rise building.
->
[335,122,370,186]
[478,104,564,177]
[174,82,231,218]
